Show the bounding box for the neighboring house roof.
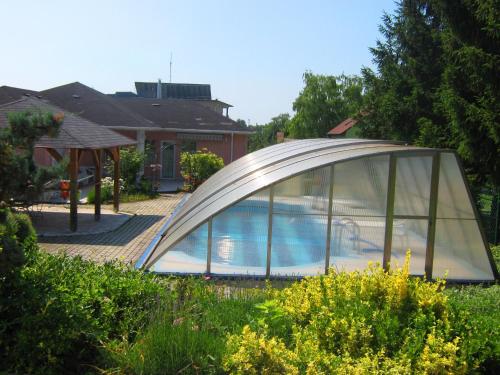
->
[0,97,136,149]
[114,97,251,133]
[0,85,42,105]
[41,82,154,128]
[135,82,211,100]
[328,117,358,136]
[196,98,233,108]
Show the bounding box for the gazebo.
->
[0,97,136,231]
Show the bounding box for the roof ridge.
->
[42,82,155,127]
[0,97,30,107]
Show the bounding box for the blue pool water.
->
[169,202,384,270]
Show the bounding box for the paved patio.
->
[32,205,132,236]
[38,193,184,265]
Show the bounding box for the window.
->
[181,140,197,154]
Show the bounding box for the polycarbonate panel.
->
[437,153,475,219]
[332,155,389,216]
[150,222,208,273]
[273,166,331,214]
[390,219,428,275]
[210,189,270,275]
[329,216,385,272]
[271,214,327,276]
[270,167,330,276]
[433,219,494,280]
[394,156,432,216]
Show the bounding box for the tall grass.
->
[102,278,268,374]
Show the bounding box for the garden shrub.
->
[87,177,122,204]
[491,244,500,269]
[224,255,476,374]
[180,149,224,191]
[0,234,169,374]
[446,284,500,374]
[88,177,156,204]
[118,147,146,188]
[0,205,33,277]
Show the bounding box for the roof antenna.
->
[169,52,173,83]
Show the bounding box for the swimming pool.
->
[144,141,496,281]
[150,198,430,276]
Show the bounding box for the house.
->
[0,81,252,182]
[327,117,359,138]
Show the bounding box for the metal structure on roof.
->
[135,82,212,100]
[139,139,497,282]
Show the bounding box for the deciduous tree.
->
[288,73,363,138]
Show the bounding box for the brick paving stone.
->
[38,193,184,266]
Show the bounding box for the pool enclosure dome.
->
[137,139,498,282]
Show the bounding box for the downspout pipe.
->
[230,132,234,162]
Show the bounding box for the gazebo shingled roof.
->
[0,97,136,149]
[0,96,136,232]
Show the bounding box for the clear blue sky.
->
[0,0,396,124]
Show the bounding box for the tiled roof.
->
[0,85,42,105]
[41,82,154,128]
[41,82,248,132]
[328,117,358,136]
[113,97,251,133]
[0,97,136,149]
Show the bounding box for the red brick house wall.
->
[33,129,249,179]
[116,130,249,179]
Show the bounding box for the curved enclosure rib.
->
[140,139,497,282]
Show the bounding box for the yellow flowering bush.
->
[224,254,466,374]
[224,325,299,374]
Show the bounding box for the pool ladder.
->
[331,218,361,256]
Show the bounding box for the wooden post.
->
[112,147,120,212]
[69,148,79,232]
[91,149,101,221]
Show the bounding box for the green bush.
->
[224,255,487,374]
[87,177,157,204]
[104,147,146,192]
[446,284,500,374]
[491,244,500,270]
[180,149,224,192]
[87,177,119,204]
[0,205,35,278]
[0,244,169,374]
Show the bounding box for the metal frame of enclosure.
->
[138,139,498,282]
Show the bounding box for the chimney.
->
[157,79,162,99]
[276,132,284,143]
